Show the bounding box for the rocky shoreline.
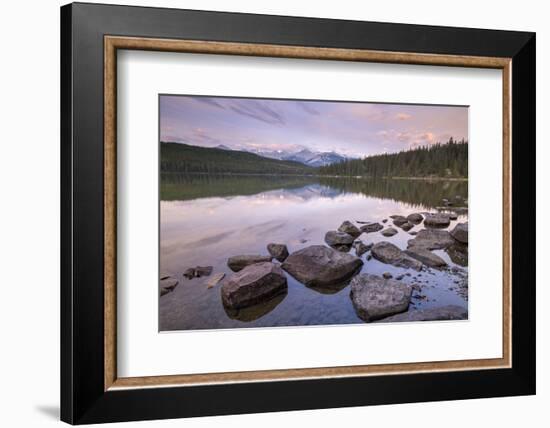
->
[161,201,469,324]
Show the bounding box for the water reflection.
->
[160,174,468,331]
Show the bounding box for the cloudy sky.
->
[160,95,468,158]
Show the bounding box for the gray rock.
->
[221,262,287,309]
[382,272,393,279]
[378,305,467,322]
[407,229,455,250]
[350,274,412,321]
[338,221,361,238]
[400,222,414,232]
[405,247,447,268]
[407,213,424,224]
[227,255,273,272]
[160,278,178,296]
[382,219,388,223]
[450,222,468,244]
[267,243,289,262]
[424,213,451,228]
[205,272,225,289]
[392,215,408,226]
[194,266,213,277]
[325,230,355,246]
[282,245,363,287]
[381,227,398,237]
[371,241,422,271]
[183,268,195,279]
[354,241,372,257]
[409,231,418,236]
[360,222,384,233]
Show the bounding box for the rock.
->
[407,213,424,224]
[382,272,393,279]
[160,273,171,280]
[338,221,361,238]
[282,245,363,287]
[409,231,418,236]
[407,229,455,250]
[382,219,388,223]
[205,272,225,289]
[392,215,408,226]
[227,255,272,272]
[267,243,289,262]
[424,213,451,228]
[450,222,468,244]
[381,227,398,237]
[400,222,414,232]
[223,292,286,321]
[325,230,355,246]
[183,268,195,279]
[160,278,178,296]
[221,262,287,309]
[371,241,422,271]
[360,222,383,233]
[366,255,372,261]
[445,243,468,267]
[333,244,352,252]
[396,275,404,280]
[377,305,467,322]
[448,212,458,220]
[405,247,447,268]
[194,266,213,277]
[350,274,412,321]
[354,241,372,257]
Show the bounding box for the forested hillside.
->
[319,138,468,178]
[161,142,315,175]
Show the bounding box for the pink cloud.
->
[395,113,412,121]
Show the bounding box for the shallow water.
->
[160,175,468,331]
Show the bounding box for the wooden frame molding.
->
[104,35,512,391]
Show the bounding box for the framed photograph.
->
[61,2,535,424]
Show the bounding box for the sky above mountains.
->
[160,95,468,158]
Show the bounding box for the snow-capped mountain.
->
[232,146,349,167]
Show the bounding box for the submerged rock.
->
[221,262,287,309]
[325,230,355,246]
[223,291,287,322]
[160,277,178,296]
[282,245,363,287]
[183,268,196,279]
[392,215,408,227]
[407,213,424,224]
[445,243,469,267]
[338,221,361,238]
[381,227,398,237]
[451,222,468,244]
[378,305,467,322]
[407,229,455,250]
[424,213,451,228]
[205,272,225,289]
[400,222,414,232]
[267,243,289,262]
[405,247,447,268]
[360,222,384,233]
[371,241,422,271]
[227,255,272,272]
[350,274,412,321]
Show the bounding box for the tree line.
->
[319,138,468,178]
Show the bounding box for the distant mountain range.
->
[215,145,349,167]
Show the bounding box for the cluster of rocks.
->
[164,206,469,323]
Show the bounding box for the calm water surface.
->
[160,175,468,331]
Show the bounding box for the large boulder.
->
[371,241,422,271]
[360,222,384,234]
[424,213,451,228]
[407,229,455,250]
[451,222,468,244]
[392,215,408,227]
[227,254,272,272]
[350,274,412,321]
[338,221,361,238]
[267,243,289,262]
[221,262,287,309]
[377,305,467,322]
[405,247,447,268]
[381,227,398,237]
[325,230,355,246]
[282,245,363,287]
[407,213,424,224]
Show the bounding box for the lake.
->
[160,174,468,331]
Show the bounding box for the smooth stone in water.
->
[405,247,447,268]
[392,215,408,227]
[371,241,422,271]
[407,229,455,250]
[378,305,467,322]
[400,222,414,232]
[338,220,361,238]
[350,274,412,321]
[360,222,384,233]
[407,213,424,224]
[221,262,287,309]
[450,222,468,244]
[205,272,225,289]
[381,227,398,237]
[424,213,451,228]
[267,243,289,262]
[383,272,393,279]
[183,268,195,279]
[194,266,213,277]
[354,241,372,257]
[227,255,273,272]
[325,230,355,246]
[160,278,178,296]
[282,245,363,287]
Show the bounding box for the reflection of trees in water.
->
[318,177,468,209]
[161,173,468,209]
